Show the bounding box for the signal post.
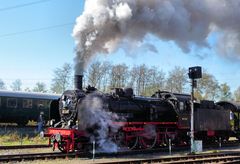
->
[188,66,202,153]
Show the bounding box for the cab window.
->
[23,99,32,109]
[7,98,17,108]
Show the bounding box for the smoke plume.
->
[73,0,240,74]
[78,93,122,152]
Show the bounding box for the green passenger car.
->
[0,90,60,126]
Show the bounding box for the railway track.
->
[0,144,50,150]
[1,148,240,163]
[0,152,89,163]
[0,141,239,163]
[0,144,238,163]
[97,152,240,164]
[0,146,184,162]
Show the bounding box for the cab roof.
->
[216,101,240,112]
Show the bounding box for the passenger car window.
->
[38,100,49,109]
[23,99,32,109]
[0,98,1,107]
[7,98,17,108]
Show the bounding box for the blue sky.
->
[1,0,240,92]
[0,0,83,89]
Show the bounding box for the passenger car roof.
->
[0,90,60,100]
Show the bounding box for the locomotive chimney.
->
[74,74,83,90]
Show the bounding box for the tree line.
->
[84,61,236,101]
[0,62,239,102]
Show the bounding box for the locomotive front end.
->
[58,75,85,127]
[44,74,88,153]
[59,90,84,126]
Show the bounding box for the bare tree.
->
[109,64,129,88]
[86,61,112,91]
[166,66,188,93]
[99,61,112,92]
[11,79,22,91]
[87,61,101,87]
[129,65,148,95]
[129,66,138,92]
[33,82,47,93]
[24,87,31,92]
[51,63,73,94]
[0,79,6,90]
[77,61,234,101]
[145,67,166,96]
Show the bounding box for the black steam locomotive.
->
[44,75,240,153]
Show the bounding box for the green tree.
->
[194,90,203,100]
[196,71,219,100]
[11,79,22,91]
[33,82,47,93]
[218,83,232,101]
[51,63,73,94]
[234,86,240,101]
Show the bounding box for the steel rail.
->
[96,152,240,164]
[0,142,239,163]
[2,151,240,163]
[0,144,50,150]
[0,152,87,163]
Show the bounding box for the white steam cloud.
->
[73,0,240,74]
[78,93,122,152]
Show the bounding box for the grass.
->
[0,132,48,146]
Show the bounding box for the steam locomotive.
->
[44,75,240,153]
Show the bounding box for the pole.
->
[20,133,23,145]
[92,140,95,161]
[169,138,172,155]
[219,137,221,148]
[188,66,202,153]
[190,79,195,153]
